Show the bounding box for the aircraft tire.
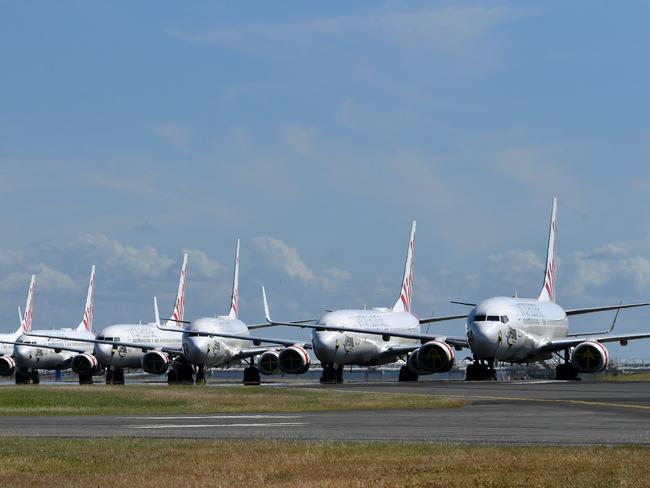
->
[29,369,40,384]
[113,368,125,384]
[243,366,261,385]
[555,363,580,381]
[105,368,114,384]
[398,365,418,382]
[78,373,93,385]
[167,368,179,384]
[196,365,206,385]
[15,368,30,385]
[320,365,341,384]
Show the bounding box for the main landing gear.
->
[243,362,261,385]
[106,367,125,385]
[465,357,496,381]
[320,364,343,384]
[78,372,94,385]
[555,350,580,381]
[15,368,39,384]
[167,358,195,384]
[398,366,418,382]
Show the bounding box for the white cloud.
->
[282,125,316,157]
[252,237,315,281]
[152,123,191,149]
[182,248,225,279]
[77,233,174,279]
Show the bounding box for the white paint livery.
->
[0,275,36,376]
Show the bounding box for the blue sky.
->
[1,1,650,358]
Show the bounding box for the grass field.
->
[0,438,648,487]
[0,385,465,416]
[597,372,650,382]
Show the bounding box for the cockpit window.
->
[473,315,502,322]
[189,332,202,337]
[500,316,509,324]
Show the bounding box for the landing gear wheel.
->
[29,369,40,384]
[167,368,179,384]
[555,363,580,381]
[171,359,195,384]
[398,366,418,382]
[78,373,93,385]
[113,368,125,385]
[106,368,114,384]
[465,362,496,381]
[320,365,342,384]
[196,366,206,385]
[15,368,30,385]
[243,366,261,385]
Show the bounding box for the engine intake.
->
[278,346,310,374]
[571,341,608,373]
[413,340,455,373]
[258,351,280,375]
[141,350,171,375]
[0,355,16,377]
[71,353,102,376]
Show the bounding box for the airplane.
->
[460,197,650,380]
[0,275,36,379]
[262,221,470,383]
[11,266,97,384]
[156,239,313,385]
[28,254,190,385]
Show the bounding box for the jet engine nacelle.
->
[278,346,310,374]
[141,350,171,375]
[71,353,103,376]
[570,341,608,373]
[0,355,16,377]
[413,340,455,373]
[258,351,280,375]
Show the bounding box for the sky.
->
[1,1,650,359]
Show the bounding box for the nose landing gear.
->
[465,357,496,381]
[320,364,343,383]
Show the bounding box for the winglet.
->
[166,253,188,327]
[154,296,161,327]
[538,198,558,302]
[228,239,240,319]
[18,274,36,334]
[262,286,271,322]
[76,265,95,332]
[393,220,416,313]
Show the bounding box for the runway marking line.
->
[302,387,650,412]
[119,415,302,420]
[130,422,307,429]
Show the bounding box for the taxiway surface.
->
[1,381,648,445]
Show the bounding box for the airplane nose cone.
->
[183,336,208,364]
[94,344,114,364]
[467,322,500,358]
[13,345,32,366]
[312,331,339,364]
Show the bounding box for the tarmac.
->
[0,380,649,445]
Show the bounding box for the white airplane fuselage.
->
[14,329,95,370]
[0,332,19,356]
[312,309,420,366]
[466,297,569,362]
[94,324,184,368]
[182,317,250,368]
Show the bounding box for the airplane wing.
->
[0,340,87,354]
[24,332,183,356]
[379,344,421,357]
[418,313,467,324]
[539,332,650,353]
[247,319,316,330]
[564,302,650,316]
[156,325,313,349]
[233,347,277,360]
